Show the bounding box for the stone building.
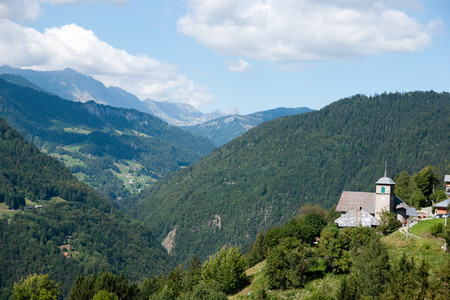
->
[334,166,416,227]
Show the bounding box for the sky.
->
[0,0,449,115]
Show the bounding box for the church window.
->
[381,187,385,193]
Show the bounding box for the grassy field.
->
[410,218,447,237]
[112,160,157,194]
[50,153,86,168]
[0,197,66,219]
[383,229,447,278]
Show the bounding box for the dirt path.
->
[398,226,422,239]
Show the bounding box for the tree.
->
[286,247,317,288]
[92,290,118,300]
[410,189,427,208]
[265,246,289,290]
[245,230,266,268]
[13,274,60,300]
[326,205,341,224]
[318,225,350,274]
[185,255,202,291]
[414,166,440,199]
[352,237,390,298]
[337,275,358,300]
[431,258,450,299]
[377,210,402,235]
[179,281,227,300]
[303,213,327,239]
[394,171,415,205]
[201,247,248,294]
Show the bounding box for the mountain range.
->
[0,66,239,126]
[143,98,240,126]
[0,66,313,144]
[182,107,313,146]
[132,91,450,265]
[0,77,215,204]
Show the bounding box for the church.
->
[334,165,417,228]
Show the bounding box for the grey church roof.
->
[335,208,380,227]
[445,175,450,182]
[375,177,396,185]
[336,191,376,214]
[336,191,409,215]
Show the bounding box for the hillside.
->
[182,107,313,146]
[0,78,215,204]
[231,225,449,299]
[0,117,174,298]
[133,91,450,265]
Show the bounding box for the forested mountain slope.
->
[133,91,450,265]
[182,107,313,146]
[0,117,174,298]
[0,78,215,204]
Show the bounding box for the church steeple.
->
[374,162,396,220]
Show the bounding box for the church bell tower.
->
[374,162,396,220]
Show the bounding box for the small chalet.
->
[334,165,416,228]
[433,175,450,214]
[434,199,450,215]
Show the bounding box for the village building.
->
[434,199,450,215]
[334,165,416,228]
[433,176,450,214]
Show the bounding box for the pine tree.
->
[352,237,390,298]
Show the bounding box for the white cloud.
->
[0,0,128,21]
[225,59,253,72]
[0,20,214,107]
[178,0,437,66]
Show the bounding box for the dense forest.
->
[9,205,449,299]
[133,91,450,265]
[0,117,174,298]
[0,77,215,204]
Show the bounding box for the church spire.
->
[384,161,387,178]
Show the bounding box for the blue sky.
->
[0,0,449,114]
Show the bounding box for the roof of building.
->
[394,196,409,210]
[335,208,380,227]
[445,175,450,182]
[433,199,450,208]
[337,191,409,215]
[406,207,418,216]
[336,191,376,214]
[375,177,396,185]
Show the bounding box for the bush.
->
[377,210,402,235]
[430,223,443,237]
[179,281,227,300]
[201,247,248,294]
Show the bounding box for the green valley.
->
[0,116,174,298]
[0,77,215,205]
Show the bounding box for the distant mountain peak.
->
[226,106,240,115]
[142,98,240,126]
